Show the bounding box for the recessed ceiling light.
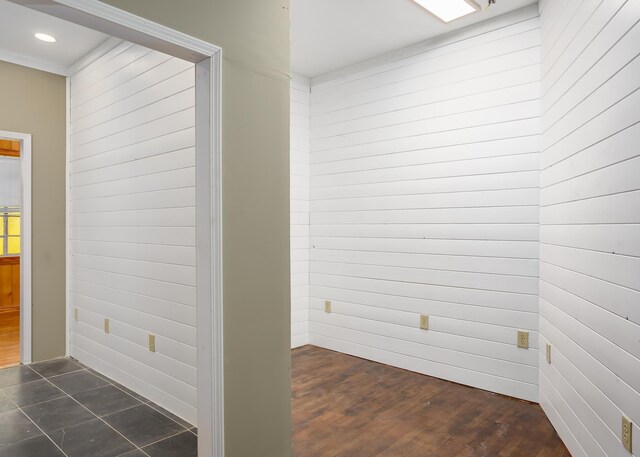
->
[34,33,56,43]
[413,0,480,23]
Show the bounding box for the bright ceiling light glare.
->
[413,0,480,23]
[34,33,57,43]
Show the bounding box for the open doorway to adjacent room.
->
[0,135,30,369]
[288,1,575,455]
[0,0,222,455]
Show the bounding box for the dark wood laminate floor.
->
[292,345,570,457]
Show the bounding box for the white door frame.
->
[10,1,224,456]
[0,130,32,365]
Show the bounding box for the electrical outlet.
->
[622,416,633,453]
[149,334,156,353]
[517,330,529,349]
[104,318,110,334]
[324,300,332,313]
[74,308,79,321]
[546,343,552,364]
[420,315,429,330]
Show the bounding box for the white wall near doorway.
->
[67,40,198,424]
[537,0,640,455]
[291,74,311,349]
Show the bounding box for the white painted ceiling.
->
[292,0,538,77]
[0,0,108,74]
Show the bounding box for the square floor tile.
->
[49,370,110,395]
[147,402,193,429]
[85,368,110,382]
[49,418,136,457]
[69,358,88,369]
[0,391,16,414]
[2,379,65,407]
[0,409,43,446]
[143,431,197,457]
[85,369,149,403]
[30,358,82,378]
[22,396,95,433]
[104,404,185,447]
[74,385,142,417]
[107,380,149,403]
[0,366,41,389]
[0,435,65,457]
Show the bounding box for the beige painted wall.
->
[99,1,292,455]
[0,61,67,362]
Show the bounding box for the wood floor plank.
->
[292,345,570,457]
[0,308,20,369]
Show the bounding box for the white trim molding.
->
[50,0,219,58]
[0,130,33,365]
[64,76,70,358]
[0,48,68,76]
[13,0,220,62]
[10,1,224,455]
[195,53,224,456]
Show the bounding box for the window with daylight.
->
[0,210,20,256]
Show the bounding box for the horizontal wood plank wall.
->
[538,0,640,455]
[308,6,541,402]
[291,74,311,348]
[68,41,197,424]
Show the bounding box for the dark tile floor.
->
[0,358,197,457]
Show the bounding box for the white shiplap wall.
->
[308,6,542,401]
[291,74,311,348]
[68,41,197,424]
[538,0,640,455]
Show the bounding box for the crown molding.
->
[0,47,68,75]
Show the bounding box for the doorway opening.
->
[0,133,31,369]
[0,139,22,369]
[2,0,223,454]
